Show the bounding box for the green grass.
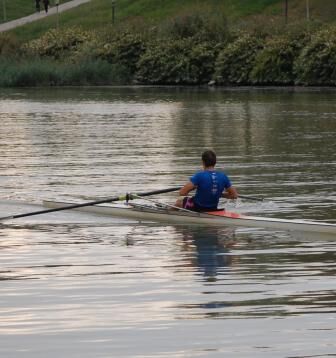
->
[1,0,40,22]
[6,0,336,43]
[8,0,284,41]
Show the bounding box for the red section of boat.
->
[206,210,243,219]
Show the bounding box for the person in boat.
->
[175,150,238,212]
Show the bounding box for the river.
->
[0,87,335,357]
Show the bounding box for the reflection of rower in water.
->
[180,227,238,280]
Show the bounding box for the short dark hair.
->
[202,150,216,167]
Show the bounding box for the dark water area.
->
[0,87,335,357]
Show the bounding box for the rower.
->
[175,150,238,212]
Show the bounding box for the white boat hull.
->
[43,201,336,235]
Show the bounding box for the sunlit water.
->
[0,87,335,357]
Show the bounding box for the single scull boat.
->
[43,200,336,235]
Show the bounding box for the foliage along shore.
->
[1,11,336,87]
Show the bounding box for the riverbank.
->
[2,17,336,87]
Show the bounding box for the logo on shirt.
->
[211,172,218,195]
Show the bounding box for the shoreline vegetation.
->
[1,9,336,87]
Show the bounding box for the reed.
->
[0,58,130,87]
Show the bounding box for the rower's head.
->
[202,150,216,169]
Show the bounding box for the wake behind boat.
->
[43,200,336,235]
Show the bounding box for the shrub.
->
[250,36,301,85]
[163,13,204,39]
[159,10,229,44]
[22,27,94,60]
[214,33,264,85]
[295,26,336,85]
[135,39,215,85]
[95,31,146,74]
[250,24,316,85]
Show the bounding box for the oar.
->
[0,186,181,222]
[238,194,264,202]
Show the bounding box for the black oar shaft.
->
[1,186,181,221]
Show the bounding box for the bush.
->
[158,11,229,43]
[159,10,229,44]
[22,27,94,60]
[95,31,146,74]
[135,39,215,85]
[214,33,264,85]
[250,25,315,85]
[163,13,204,39]
[250,36,301,85]
[295,26,336,85]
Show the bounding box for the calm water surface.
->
[0,87,335,357]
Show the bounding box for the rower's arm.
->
[179,181,195,196]
[222,186,238,199]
